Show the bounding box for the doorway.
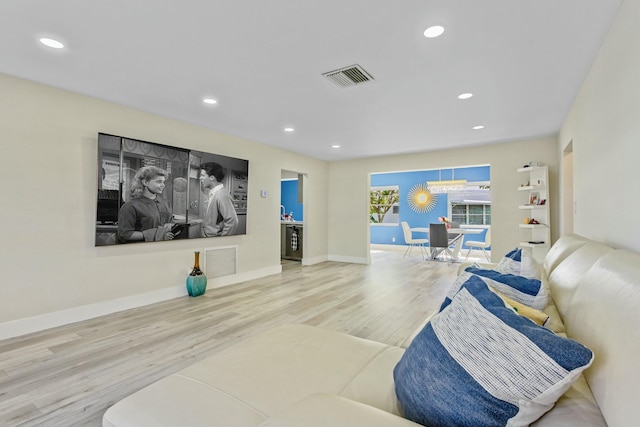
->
[281,170,305,263]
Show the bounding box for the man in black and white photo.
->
[199,162,239,237]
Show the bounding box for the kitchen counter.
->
[280,221,303,225]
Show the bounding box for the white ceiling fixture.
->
[322,64,373,88]
[202,98,218,105]
[331,144,340,148]
[39,37,64,49]
[473,125,485,130]
[428,169,467,194]
[424,25,445,38]
[284,127,295,132]
[458,93,473,100]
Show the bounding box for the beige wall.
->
[328,138,559,263]
[2,0,639,335]
[0,74,329,332]
[559,0,640,252]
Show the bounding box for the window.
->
[370,186,399,224]
[449,182,490,225]
[451,203,491,225]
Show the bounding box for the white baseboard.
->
[0,285,187,341]
[208,265,282,288]
[0,265,282,341]
[328,254,370,264]
[371,243,408,252]
[301,255,328,266]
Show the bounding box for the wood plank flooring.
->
[0,250,459,426]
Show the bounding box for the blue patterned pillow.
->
[495,248,541,279]
[394,276,593,427]
[495,248,523,274]
[442,266,547,310]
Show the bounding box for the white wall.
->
[559,0,640,252]
[0,74,328,335]
[328,137,559,264]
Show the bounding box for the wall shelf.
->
[517,166,547,173]
[518,185,546,191]
[519,204,547,210]
[517,165,550,262]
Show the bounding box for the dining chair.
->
[464,227,491,262]
[401,221,428,260]
[447,221,463,246]
[429,223,455,262]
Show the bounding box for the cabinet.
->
[281,223,303,261]
[517,165,550,262]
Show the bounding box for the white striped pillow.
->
[394,276,593,427]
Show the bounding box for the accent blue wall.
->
[281,179,303,221]
[370,166,490,246]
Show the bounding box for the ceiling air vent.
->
[322,64,374,88]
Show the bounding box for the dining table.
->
[411,227,484,262]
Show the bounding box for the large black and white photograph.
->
[96,133,248,246]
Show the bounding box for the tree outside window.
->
[370,186,399,224]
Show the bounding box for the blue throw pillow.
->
[442,266,547,311]
[394,276,593,427]
[495,248,541,279]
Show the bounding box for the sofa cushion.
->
[444,267,547,310]
[546,240,613,319]
[260,394,422,427]
[103,324,402,427]
[561,250,640,427]
[542,234,590,276]
[393,276,594,427]
[102,374,267,427]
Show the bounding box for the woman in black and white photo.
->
[117,166,177,243]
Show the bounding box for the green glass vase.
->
[186,251,207,297]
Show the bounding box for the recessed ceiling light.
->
[458,93,473,100]
[284,127,295,133]
[423,26,445,38]
[331,145,341,149]
[473,125,485,130]
[39,37,64,49]
[202,98,217,105]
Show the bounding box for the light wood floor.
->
[0,250,460,426]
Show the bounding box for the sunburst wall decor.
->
[407,183,437,213]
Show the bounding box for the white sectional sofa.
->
[103,234,640,427]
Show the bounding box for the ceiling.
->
[0,1,621,161]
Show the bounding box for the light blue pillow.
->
[443,266,547,310]
[394,276,593,427]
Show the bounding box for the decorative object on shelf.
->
[522,161,545,168]
[186,251,207,297]
[438,216,451,229]
[407,182,438,213]
[427,169,467,193]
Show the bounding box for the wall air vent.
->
[203,245,237,279]
[322,64,374,88]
